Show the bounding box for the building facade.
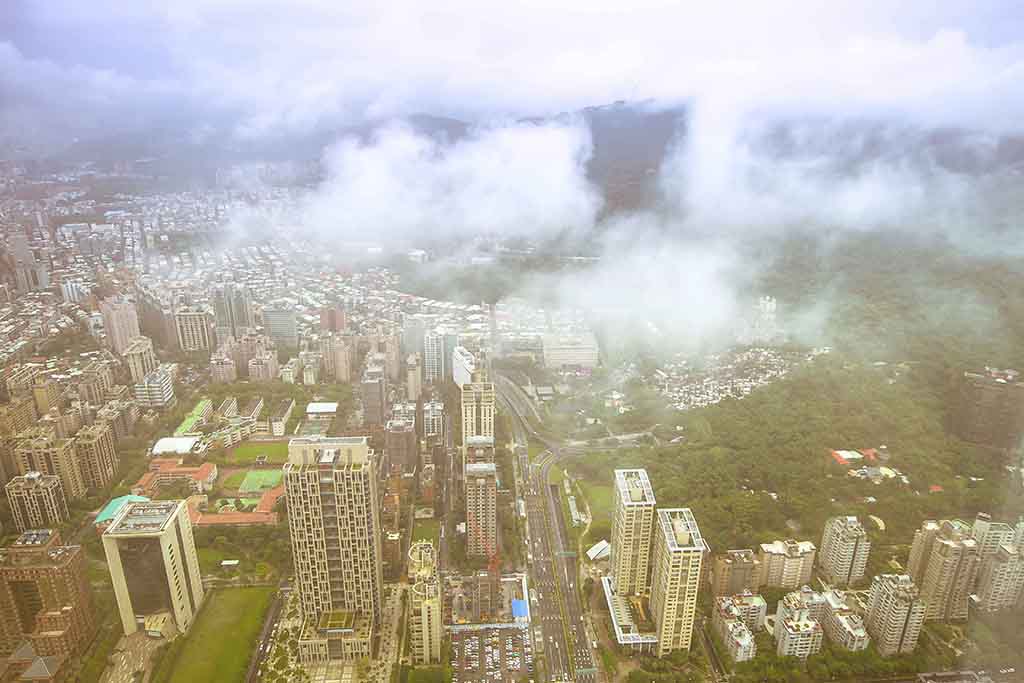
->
[865,574,926,656]
[74,423,118,491]
[650,508,706,657]
[5,472,69,532]
[914,520,980,621]
[460,378,495,449]
[103,500,205,637]
[0,530,96,660]
[100,297,140,355]
[123,336,158,384]
[758,539,816,589]
[711,549,762,596]
[610,469,656,597]
[465,462,498,558]
[15,428,85,500]
[819,516,871,586]
[284,437,383,661]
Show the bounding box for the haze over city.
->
[0,3,1022,683]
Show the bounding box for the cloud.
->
[4,1,1024,141]
[300,121,601,243]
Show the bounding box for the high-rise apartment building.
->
[465,462,498,558]
[913,520,979,621]
[819,516,871,586]
[971,512,1024,557]
[423,400,444,441]
[285,437,382,661]
[907,520,942,584]
[210,354,237,383]
[319,334,351,383]
[174,307,216,352]
[954,367,1024,449]
[865,574,926,656]
[408,541,443,665]
[5,472,69,532]
[100,297,141,355]
[74,422,118,491]
[650,509,706,657]
[975,544,1024,612]
[610,469,656,596]
[133,364,176,409]
[0,530,96,661]
[758,539,816,589]
[774,607,823,659]
[248,351,280,381]
[15,428,85,500]
[103,500,205,636]
[460,375,494,449]
[711,549,761,596]
[320,305,346,333]
[211,283,254,341]
[123,336,158,384]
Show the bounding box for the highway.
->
[498,376,598,683]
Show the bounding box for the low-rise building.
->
[821,590,870,651]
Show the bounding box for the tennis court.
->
[238,469,283,493]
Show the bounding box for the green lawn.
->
[239,469,283,493]
[167,587,274,683]
[227,440,289,464]
[412,518,440,544]
[578,480,614,543]
[221,470,249,489]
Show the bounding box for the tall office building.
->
[460,375,495,449]
[451,346,476,388]
[865,574,926,656]
[954,367,1024,449]
[423,330,445,383]
[408,541,443,665]
[465,462,498,558]
[650,509,706,657]
[758,539,816,589]
[211,283,254,340]
[385,419,418,473]
[285,437,383,661]
[74,423,118,491]
[975,544,1024,612]
[174,307,216,352]
[123,336,158,384]
[0,530,96,661]
[819,516,871,586]
[100,297,140,355]
[5,472,69,532]
[361,362,388,426]
[913,520,979,621]
[262,301,299,348]
[610,469,656,596]
[712,549,762,596]
[406,353,422,401]
[15,428,85,500]
[102,500,205,636]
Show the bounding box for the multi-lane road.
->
[498,376,598,683]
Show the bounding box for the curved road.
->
[498,377,599,683]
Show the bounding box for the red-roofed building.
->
[830,451,849,466]
[186,484,282,527]
[928,485,944,493]
[131,459,218,497]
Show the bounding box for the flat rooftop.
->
[465,462,497,475]
[105,501,181,536]
[657,508,706,552]
[614,469,655,505]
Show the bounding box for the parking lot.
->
[450,628,534,683]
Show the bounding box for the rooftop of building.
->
[760,538,816,556]
[95,495,151,526]
[614,469,655,505]
[104,500,182,536]
[465,462,497,476]
[5,471,60,489]
[306,401,339,413]
[657,508,705,552]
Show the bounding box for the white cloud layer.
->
[3,1,1024,138]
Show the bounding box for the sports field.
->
[238,469,283,493]
[227,440,289,464]
[162,587,274,682]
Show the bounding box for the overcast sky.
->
[3,0,1024,141]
